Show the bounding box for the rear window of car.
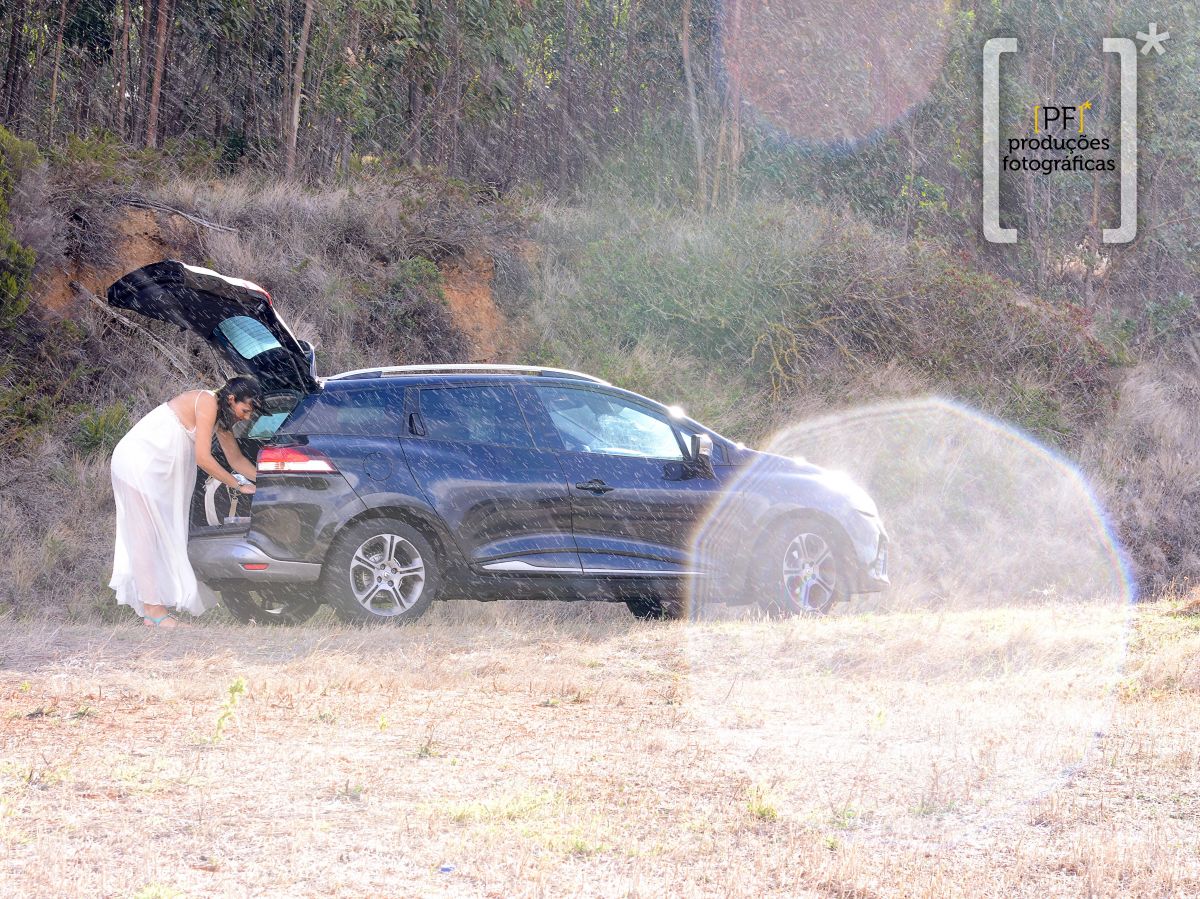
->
[283,389,404,436]
[215,316,282,360]
[418,386,533,448]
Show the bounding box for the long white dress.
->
[109,395,219,617]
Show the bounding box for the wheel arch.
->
[741,506,857,594]
[324,503,463,575]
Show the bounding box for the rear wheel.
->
[219,586,319,626]
[758,517,849,617]
[321,519,438,624]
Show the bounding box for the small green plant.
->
[336,780,366,802]
[74,402,128,454]
[829,805,862,830]
[377,714,389,732]
[746,784,779,821]
[210,677,247,744]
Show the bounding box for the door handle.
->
[574,479,614,495]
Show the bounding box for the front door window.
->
[533,386,683,460]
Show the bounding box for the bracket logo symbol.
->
[983,37,1137,244]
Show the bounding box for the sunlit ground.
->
[686,398,1135,846]
[0,599,1196,898]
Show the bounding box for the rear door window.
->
[418,386,534,448]
[285,389,405,436]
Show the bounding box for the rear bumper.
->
[189,533,323,583]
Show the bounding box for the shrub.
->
[74,402,129,455]
[0,126,38,329]
[532,199,1114,446]
[364,259,470,364]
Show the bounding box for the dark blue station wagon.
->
[109,261,889,624]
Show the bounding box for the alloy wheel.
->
[348,532,426,617]
[781,531,838,613]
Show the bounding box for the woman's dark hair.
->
[215,375,263,431]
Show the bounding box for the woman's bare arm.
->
[194,392,255,493]
[215,428,258,481]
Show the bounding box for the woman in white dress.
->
[110,376,262,627]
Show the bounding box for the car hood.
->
[735,447,880,517]
[107,260,318,394]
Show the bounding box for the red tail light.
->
[257,445,337,474]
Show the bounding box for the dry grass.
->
[1,597,1196,898]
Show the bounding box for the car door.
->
[400,383,582,574]
[528,383,727,575]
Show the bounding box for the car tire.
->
[219,586,320,626]
[321,518,438,625]
[757,516,849,617]
[625,592,686,621]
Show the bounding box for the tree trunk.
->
[679,0,706,209]
[134,0,155,138]
[2,0,28,124]
[47,0,69,141]
[557,0,576,191]
[114,0,131,139]
[280,0,292,145]
[144,0,171,148]
[284,0,315,178]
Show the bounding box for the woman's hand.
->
[237,482,256,495]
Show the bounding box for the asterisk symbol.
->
[1136,22,1169,55]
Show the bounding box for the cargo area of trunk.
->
[187,390,304,535]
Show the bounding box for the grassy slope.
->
[1,599,1196,898]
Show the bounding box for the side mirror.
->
[689,433,715,478]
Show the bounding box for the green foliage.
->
[0,127,38,330]
[356,257,470,365]
[1145,293,1196,345]
[74,402,129,456]
[534,200,1114,445]
[48,131,161,185]
[0,368,56,450]
[392,256,444,295]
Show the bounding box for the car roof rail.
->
[325,363,611,385]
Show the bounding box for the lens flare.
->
[685,397,1132,837]
[721,0,952,146]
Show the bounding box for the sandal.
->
[144,613,185,628]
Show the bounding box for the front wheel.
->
[219,586,319,626]
[321,519,438,624]
[758,517,849,617]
